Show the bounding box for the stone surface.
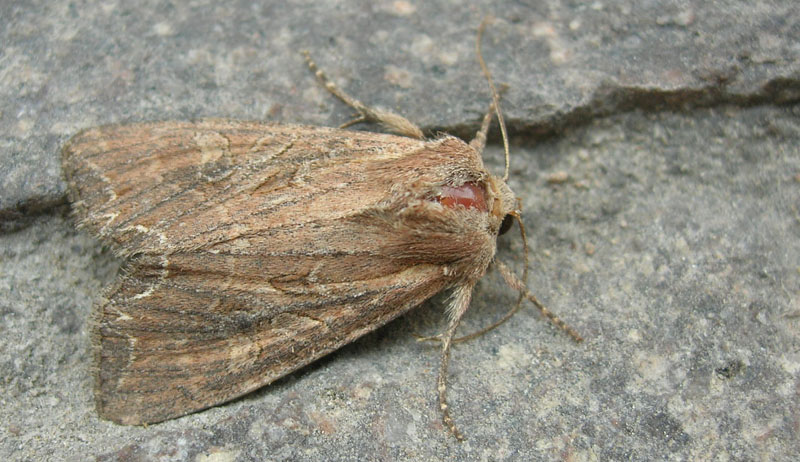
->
[1,0,799,460]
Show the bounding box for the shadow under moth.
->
[61,21,581,440]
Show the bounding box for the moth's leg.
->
[414,272,518,345]
[446,259,525,344]
[495,260,584,343]
[436,282,476,441]
[424,261,581,345]
[468,100,496,155]
[415,306,518,345]
[302,51,424,139]
[415,285,520,345]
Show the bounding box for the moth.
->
[62,21,580,440]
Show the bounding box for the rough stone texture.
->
[1,1,798,460]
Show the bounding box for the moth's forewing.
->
[93,256,448,424]
[63,120,497,424]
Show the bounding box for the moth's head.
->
[488,175,517,236]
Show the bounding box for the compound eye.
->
[498,214,514,235]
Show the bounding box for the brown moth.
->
[62,21,580,440]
